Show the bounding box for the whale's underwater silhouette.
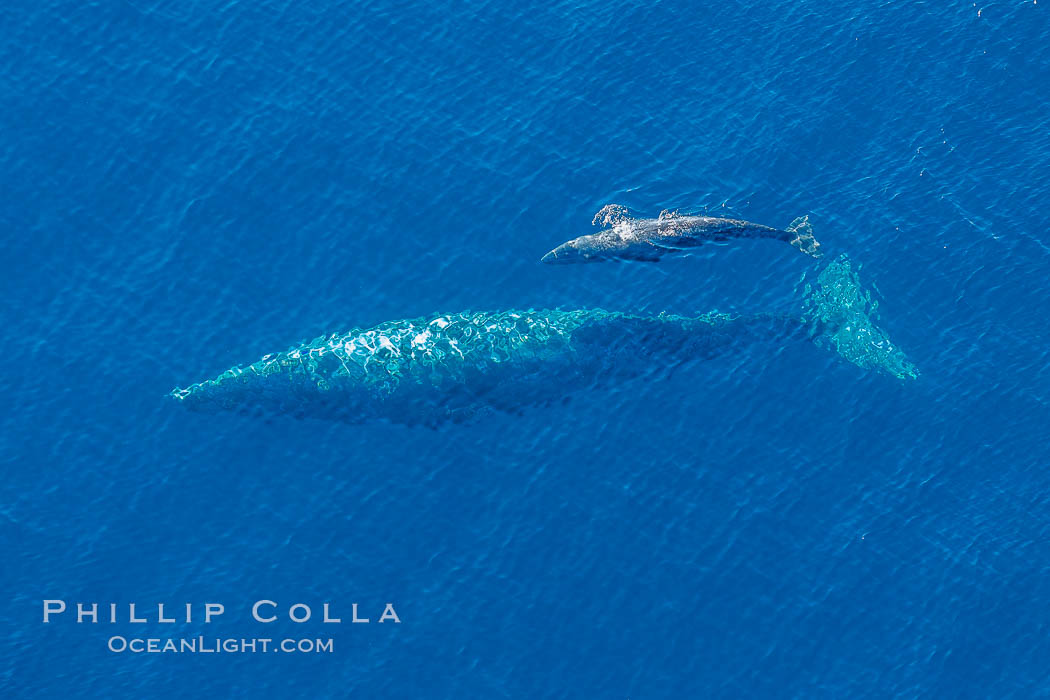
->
[171,256,917,426]
[542,204,822,263]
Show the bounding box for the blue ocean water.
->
[3,0,1050,696]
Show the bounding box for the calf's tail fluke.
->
[800,254,918,379]
[787,215,822,258]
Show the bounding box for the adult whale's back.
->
[541,205,822,263]
[171,309,794,426]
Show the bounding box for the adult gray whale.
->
[171,257,915,426]
[541,205,822,263]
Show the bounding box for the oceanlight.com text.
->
[107,636,334,654]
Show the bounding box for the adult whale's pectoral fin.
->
[592,203,631,227]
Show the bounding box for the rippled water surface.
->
[3,0,1050,697]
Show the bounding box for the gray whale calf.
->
[171,257,915,426]
[541,205,822,263]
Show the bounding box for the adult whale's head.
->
[541,236,604,264]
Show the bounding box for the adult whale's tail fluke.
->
[787,215,822,258]
[800,254,918,379]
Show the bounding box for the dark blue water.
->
[4,0,1050,696]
